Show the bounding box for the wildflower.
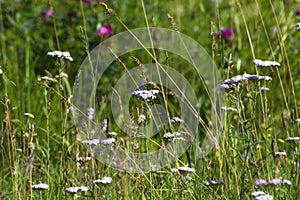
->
[255,179,268,186]
[87,107,95,120]
[81,139,100,145]
[47,50,73,61]
[297,8,300,16]
[101,138,116,145]
[131,89,159,101]
[107,131,118,136]
[204,180,225,186]
[260,87,269,92]
[170,117,183,123]
[94,176,112,184]
[267,178,281,185]
[296,23,300,31]
[41,76,57,83]
[295,118,300,123]
[138,114,146,124]
[251,191,266,197]
[95,24,113,36]
[65,186,88,193]
[140,82,146,90]
[216,27,234,41]
[221,106,237,112]
[41,8,53,17]
[82,0,90,4]
[177,166,196,173]
[24,113,34,119]
[32,183,49,190]
[285,136,300,142]
[252,59,280,67]
[0,67,3,74]
[73,157,92,162]
[274,151,286,156]
[101,119,108,133]
[281,179,292,185]
[254,194,273,200]
[219,84,230,89]
[163,132,182,139]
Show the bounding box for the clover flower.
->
[47,50,73,61]
[216,27,234,41]
[94,176,112,184]
[252,59,280,67]
[204,180,225,186]
[96,24,113,36]
[65,186,88,193]
[32,183,49,190]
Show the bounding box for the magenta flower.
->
[296,8,300,16]
[96,24,113,36]
[42,8,53,17]
[216,27,234,41]
[82,0,91,4]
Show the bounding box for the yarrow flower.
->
[131,89,159,101]
[65,186,88,193]
[47,50,73,61]
[96,24,113,36]
[216,27,234,41]
[219,73,272,90]
[252,59,280,67]
[170,166,196,173]
[204,180,225,186]
[101,138,116,145]
[32,183,49,190]
[94,176,112,184]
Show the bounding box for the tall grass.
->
[0,0,299,199]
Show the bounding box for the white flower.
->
[47,50,73,61]
[296,23,300,32]
[221,106,237,112]
[170,117,183,123]
[253,59,280,67]
[274,151,286,156]
[81,139,100,145]
[163,132,182,139]
[107,132,118,136]
[65,186,88,193]
[94,176,112,184]
[251,191,265,197]
[74,157,92,162]
[32,183,49,190]
[24,113,35,118]
[138,114,146,124]
[131,90,159,101]
[260,87,269,92]
[285,137,300,142]
[87,107,95,120]
[41,76,57,82]
[101,138,116,145]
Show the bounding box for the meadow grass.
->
[0,0,299,199]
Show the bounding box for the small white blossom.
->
[131,90,159,101]
[47,50,73,61]
[87,107,95,120]
[65,186,88,193]
[260,87,269,92]
[251,191,265,197]
[81,139,100,145]
[32,183,49,190]
[94,177,112,184]
[285,137,300,142]
[221,106,237,112]
[24,113,35,118]
[138,114,146,124]
[74,157,92,162]
[101,138,116,145]
[177,166,196,173]
[41,76,57,82]
[274,151,286,156]
[296,23,300,31]
[107,132,118,136]
[253,59,280,67]
[170,117,183,123]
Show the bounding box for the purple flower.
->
[296,8,300,16]
[255,179,268,186]
[96,24,113,36]
[268,178,281,185]
[216,27,234,41]
[42,8,53,17]
[140,82,145,90]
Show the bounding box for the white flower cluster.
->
[32,183,49,190]
[131,89,159,101]
[65,186,88,193]
[251,191,273,200]
[94,177,112,184]
[252,59,280,67]
[47,50,73,61]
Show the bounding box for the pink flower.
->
[42,8,53,17]
[296,8,300,16]
[95,24,113,36]
[216,27,234,41]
